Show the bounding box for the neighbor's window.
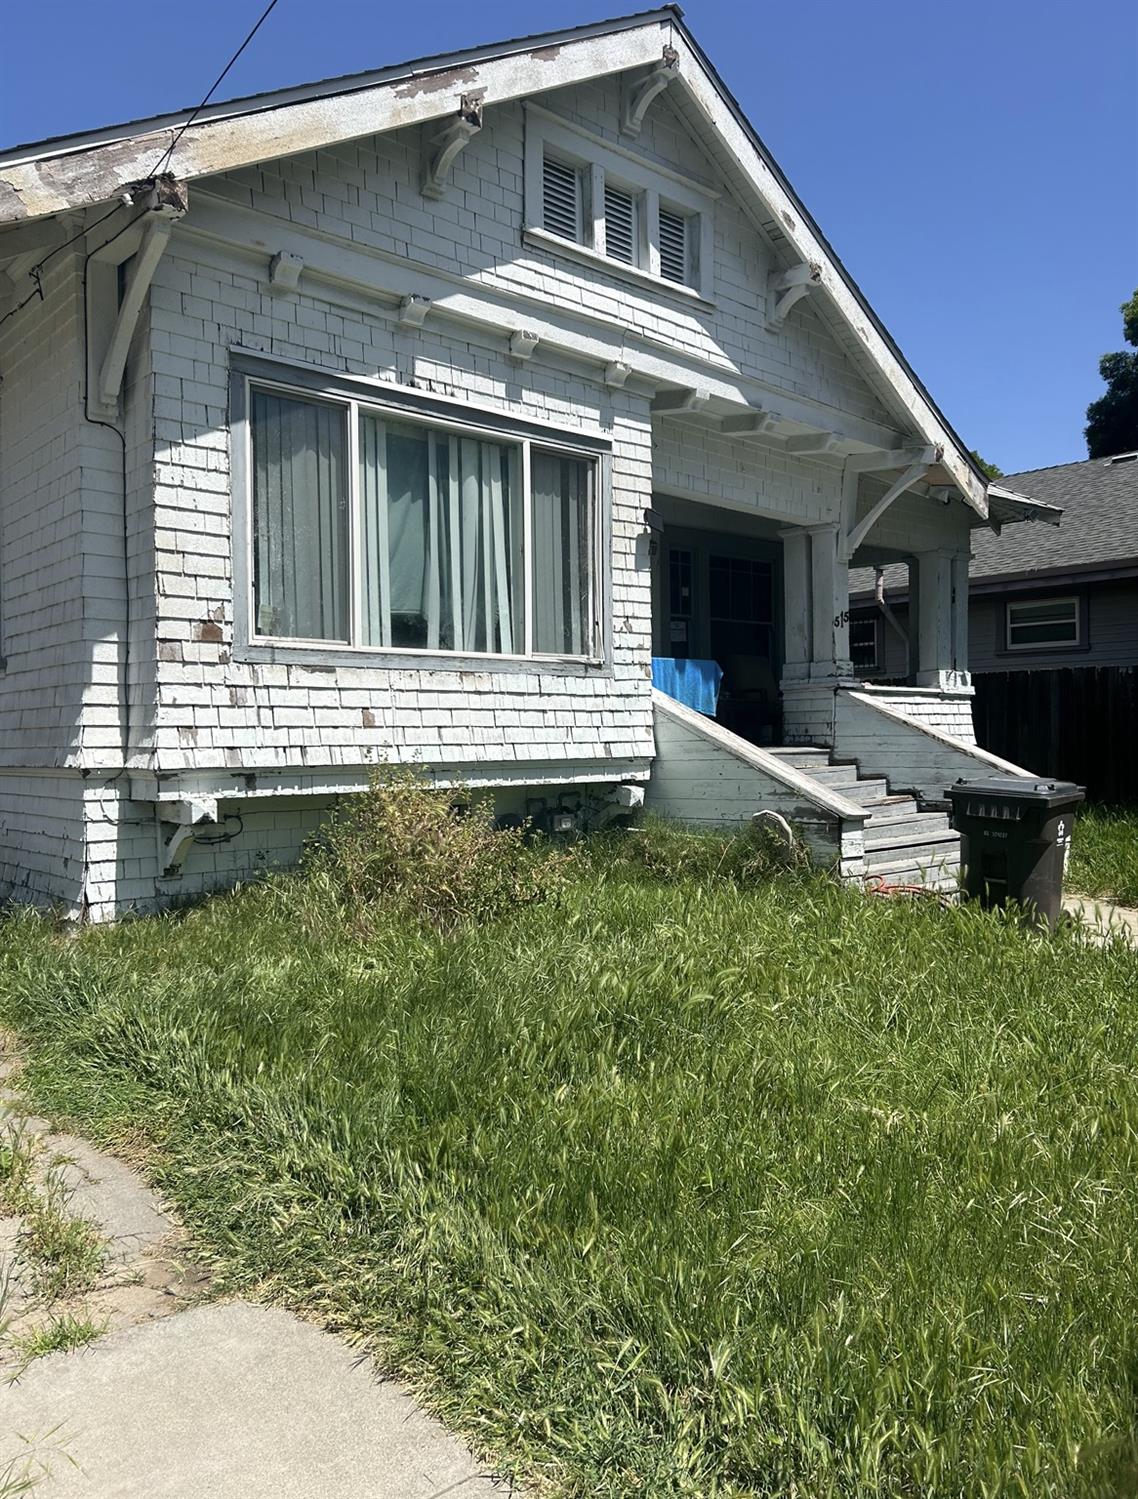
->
[850,611,879,672]
[1005,596,1079,651]
[249,382,600,660]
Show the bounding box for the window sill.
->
[522,227,715,311]
[996,642,1090,658]
[237,638,610,677]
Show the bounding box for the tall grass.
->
[1068,805,1138,906]
[0,840,1135,1496]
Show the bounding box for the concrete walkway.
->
[1063,895,1138,947]
[0,1082,509,1497]
[3,1303,502,1497]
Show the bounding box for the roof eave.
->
[0,5,988,512]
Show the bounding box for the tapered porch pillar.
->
[808,522,853,679]
[779,522,852,746]
[915,549,970,688]
[779,528,811,682]
[951,551,971,687]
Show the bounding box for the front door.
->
[660,528,782,744]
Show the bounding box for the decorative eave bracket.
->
[785,430,843,457]
[840,444,942,561]
[720,407,778,439]
[651,386,711,416]
[87,177,188,422]
[421,93,484,200]
[509,329,540,361]
[622,47,679,136]
[766,262,822,332]
[157,795,218,877]
[397,294,431,328]
[267,250,303,295]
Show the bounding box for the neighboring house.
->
[0,8,1054,920]
[850,452,1137,798]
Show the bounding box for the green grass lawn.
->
[1068,804,1138,907]
[0,838,1136,1496]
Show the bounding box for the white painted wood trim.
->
[839,689,1032,776]
[652,689,868,821]
[186,199,904,452]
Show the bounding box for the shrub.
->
[306,768,568,931]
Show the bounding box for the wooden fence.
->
[970,666,1138,804]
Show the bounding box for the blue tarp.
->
[651,657,723,716]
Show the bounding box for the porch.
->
[647,492,974,752]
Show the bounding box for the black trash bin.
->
[946,776,1085,929]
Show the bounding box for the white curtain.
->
[531,450,592,655]
[252,389,348,640]
[359,414,519,653]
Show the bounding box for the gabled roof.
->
[0,8,995,515]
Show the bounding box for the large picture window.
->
[247,379,602,661]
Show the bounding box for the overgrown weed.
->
[0,836,1135,1496]
[11,1312,104,1367]
[304,767,569,932]
[18,1173,104,1301]
[1068,803,1138,906]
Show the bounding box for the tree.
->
[969,450,1003,479]
[1085,289,1138,459]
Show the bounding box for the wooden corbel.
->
[766,262,822,332]
[841,446,942,560]
[721,408,778,439]
[785,430,843,456]
[651,386,711,416]
[87,181,187,420]
[397,294,431,328]
[622,46,679,136]
[509,329,540,360]
[157,796,218,877]
[267,250,303,295]
[421,93,484,199]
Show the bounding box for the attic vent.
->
[542,154,582,243]
[658,206,688,284]
[603,184,638,265]
[1106,451,1138,465]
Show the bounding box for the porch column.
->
[914,549,956,688]
[951,551,971,687]
[779,528,811,681]
[808,522,852,678]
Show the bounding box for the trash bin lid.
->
[945,775,1085,808]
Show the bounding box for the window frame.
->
[849,609,880,673]
[231,357,612,674]
[1004,594,1081,653]
[525,104,716,303]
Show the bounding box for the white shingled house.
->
[0,9,1054,921]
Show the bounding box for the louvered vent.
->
[658,207,688,284]
[542,155,581,242]
[604,185,637,265]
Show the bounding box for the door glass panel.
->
[667,547,693,657]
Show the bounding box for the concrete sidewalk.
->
[1063,895,1138,947]
[2,1302,504,1497]
[1,1078,511,1497]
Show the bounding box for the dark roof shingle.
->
[970,452,1138,578]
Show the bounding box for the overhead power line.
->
[1,0,284,335]
[150,0,284,177]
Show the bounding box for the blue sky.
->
[2,0,1135,473]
